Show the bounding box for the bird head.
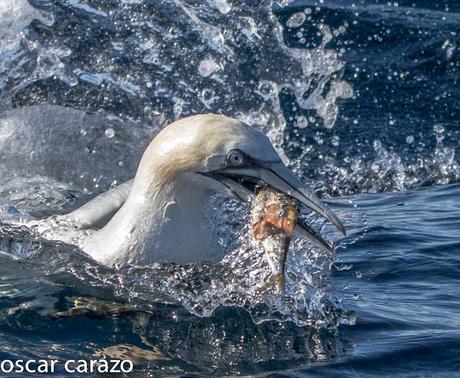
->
[136,114,345,251]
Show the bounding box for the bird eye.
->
[226,149,245,167]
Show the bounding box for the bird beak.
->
[212,161,345,254]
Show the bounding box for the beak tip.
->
[329,213,346,236]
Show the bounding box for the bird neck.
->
[84,172,222,266]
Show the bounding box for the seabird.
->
[38,114,345,267]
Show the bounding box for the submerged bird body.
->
[34,114,344,267]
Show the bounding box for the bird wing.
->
[62,179,133,229]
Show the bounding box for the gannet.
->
[37,114,345,267]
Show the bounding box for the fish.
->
[250,186,298,291]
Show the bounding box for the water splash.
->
[306,125,459,196]
[0,218,350,372]
[0,0,352,157]
[0,174,352,330]
[0,0,53,52]
[1,0,458,197]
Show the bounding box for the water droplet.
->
[406,135,414,144]
[173,98,184,119]
[335,263,353,271]
[433,124,445,134]
[346,311,357,325]
[296,115,308,128]
[105,128,115,138]
[213,0,231,14]
[198,58,220,77]
[286,12,306,28]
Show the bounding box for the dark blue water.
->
[0,0,459,376]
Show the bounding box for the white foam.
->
[0,0,53,52]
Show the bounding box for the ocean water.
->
[0,0,459,376]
